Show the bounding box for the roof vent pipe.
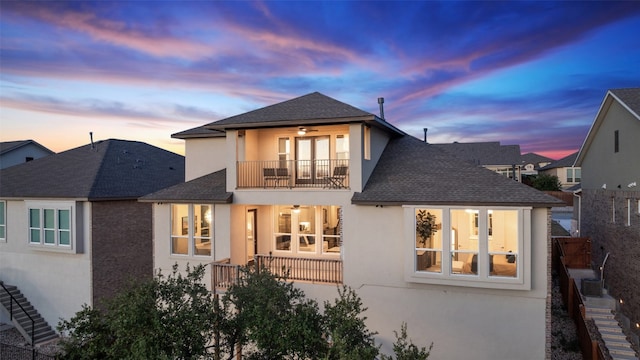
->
[90,132,95,150]
[377,97,385,120]
[423,128,428,143]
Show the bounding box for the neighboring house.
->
[0,140,54,169]
[0,139,184,334]
[142,92,562,359]
[430,141,524,181]
[539,152,581,190]
[520,152,553,177]
[574,88,640,339]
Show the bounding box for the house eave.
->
[351,199,560,208]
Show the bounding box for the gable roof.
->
[430,141,522,167]
[352,136,563,207]
[140,169,232,203]
[539,152,578,170]
[172,126,226,140]
[520,152,553,167]
[0,140,54,156]
[575,88,640,166]
[198,92,405,136]
[0,139,184,200]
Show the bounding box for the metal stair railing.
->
[0,281,35,346]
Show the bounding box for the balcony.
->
[237,159,349,189]
[211,254,343,292]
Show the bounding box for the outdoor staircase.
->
[585,298,638,360]
[0,282,58,345]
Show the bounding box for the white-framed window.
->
[612,198,616,223]
[0,201,6,242]
[27,201,74,249]
[363,125,371,160]
[273,205,341,256]
[171,204,213,257]
[336,135,349,160]
[566,168,581,183]
[406,205,530,290]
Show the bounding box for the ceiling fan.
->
[295,126,319,135]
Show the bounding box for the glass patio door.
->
[296,137,329,184]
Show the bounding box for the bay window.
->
[171,204,212,257]
[407,206,530,289]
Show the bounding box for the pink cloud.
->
[10,4,213,61]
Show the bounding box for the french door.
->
[295,136,329,184]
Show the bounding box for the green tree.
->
[380,322,433,360]
[531,173,562,191]
[57,263,217,359]
[220,265,327,359]
[323,285,379,359]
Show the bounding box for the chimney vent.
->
[423,128,428,143]
[90,132,95,150]
[377,97,385,120]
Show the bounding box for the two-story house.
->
[539,152,581,190]
[0,140,54,169]
[574,88,640,341]
[142,92,563,359]
[0,139,184,343]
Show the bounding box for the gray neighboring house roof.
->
[521,153,553,168]
[140,169,232,203]
[430,141,522,167]
[610,88,640,117]
[200,92,405,136]
[0,140,54,156]
[0,139,184,200]
[539,152,578,171]
[352,136,563,207]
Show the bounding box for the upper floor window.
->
[566,168,581,183]
[278,137,290,167]
[0,201,5,242]
[614,130,619,153]
[407,206,530,290]
[27,201,73,249]
[336,135,349,160]
[171,204,213,257]
[364,126,371,160]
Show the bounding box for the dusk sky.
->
[1,1,639,159]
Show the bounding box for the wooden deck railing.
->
[211,258,241,293]
[255,254,343,285]
[236,159,349,189]
[211,255,343,291]
[553,238,607,360]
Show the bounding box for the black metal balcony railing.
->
[211,255,343,291]
[237,159,349,189]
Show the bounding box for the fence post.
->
[567,277,574,318]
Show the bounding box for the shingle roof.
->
[539,152,578,170]
[430,141,522,167]
[352,136,563,207]
[520,152,553,167]
[206,92,375,128]
[0,139,184,200]
[610,88,640,118]
[140,169,232,203]
[0,140,54,155]
[172,125,226,139]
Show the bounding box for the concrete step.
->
[607,344,637,358]
[611,354,639,360]
[0,283,58,345]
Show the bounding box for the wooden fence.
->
[545,191,574,206]
[554,237,592,268]
[553,238,607,360]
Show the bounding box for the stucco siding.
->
[299,205,550,359]
[0,200,92,329]
[184,137,227,181]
